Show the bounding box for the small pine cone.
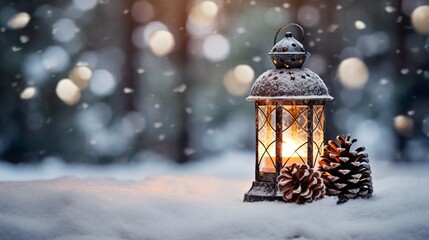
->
[277,163,325,204]
[318,134,373,204]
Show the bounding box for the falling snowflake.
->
[354,20,366,30]
[328,24,339,32]
[400,68,409,75]
[12,46,22,52]
[379,78,389,85]
[123,88,134,94]
[184,148,195,156]
[236,27,246,34]
[203,115,213,122]
[252,56,261,62]
[158,134,165,141]
[385,6,396,13]
[20,36,29,43]
[20,87,37,100]
[173,84,187,93]
[81,102,89,109]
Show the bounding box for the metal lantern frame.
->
[244,23,333,202]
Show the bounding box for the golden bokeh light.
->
[56,79,81,106]
[200,1,218,18]
[7,12,30,29]
[411,5,429,35]
[188,1,218,30]
[148,30,175,57]
[337,57,369,90]
[20,87,37,100]
[223,65,254,96]
[69,66,92,90]
[394,115,414,137]
[233,64,255,84]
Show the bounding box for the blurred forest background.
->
[0,0,428,165]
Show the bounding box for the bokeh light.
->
[131,1,154,24]
[73,0,97,11]
[132,21,168,49]
[189,1,218,26]
[264,7,289,25]
[411,5,429,35]
[23,53,48,83]
[203,34,230,62]
[148,30,175,57]
[69,66,92,90]
[55,79,81,106]
[297,6,320,27]
[223,65,254,96]
[187,1,218,36]
[41,46,70,73]
[233,64,254,84]
[356,32,390,57]
[337,57,369,90]
[20,87,37,100]
[7,12,30,29]
[200,1,218,17]
[123,111,146,134]
[52,18,78,42]
[394,115,414,137]
[75,102,112,133]
[89,69,117,97]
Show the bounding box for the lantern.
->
[244,23,333,202]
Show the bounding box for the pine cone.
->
[318,134,373,204]
[277,163,325,204]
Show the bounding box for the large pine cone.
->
[318,134,373,204]
[277,163,325,204]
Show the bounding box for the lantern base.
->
[243,181,283,202]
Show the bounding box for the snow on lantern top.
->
[247,23,333,101]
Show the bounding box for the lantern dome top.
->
[246,68,333,101]
[268,23,310,69]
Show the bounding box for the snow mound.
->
[1,173,429,240]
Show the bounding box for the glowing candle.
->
[262,140,307,173]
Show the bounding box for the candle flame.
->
[267,140,307,158]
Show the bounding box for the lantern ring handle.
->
[273,23,305,46]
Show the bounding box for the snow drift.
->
[0,152,428,240]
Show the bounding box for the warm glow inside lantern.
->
[244,24,333,202]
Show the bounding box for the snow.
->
[1,152,429,240]
[247,68,333,100]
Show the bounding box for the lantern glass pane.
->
[281,105,308,167]
[257,105,277,175]
[312,105,325,167]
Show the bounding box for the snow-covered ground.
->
[1,151,429,240]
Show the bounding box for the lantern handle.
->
[273,23,305,46]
